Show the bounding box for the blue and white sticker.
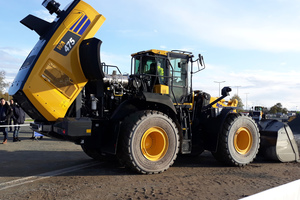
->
[54,14,91,56]
[54,31,80,56]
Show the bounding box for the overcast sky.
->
[1,0,300,110]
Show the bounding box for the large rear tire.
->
[118,110,179,174]
[212,113,260,166]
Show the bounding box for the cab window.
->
[133,55,167,85]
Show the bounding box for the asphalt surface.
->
[0,122,92,184]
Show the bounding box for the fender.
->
[142,92,177,114]
[111,92,176,120]
[200,107,235,152]
[100,94,177,154]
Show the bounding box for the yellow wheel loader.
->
[9,0,299,174]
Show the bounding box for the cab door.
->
[168,53,189,102]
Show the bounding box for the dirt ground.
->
[0,125,300,200]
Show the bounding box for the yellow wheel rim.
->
[141,127,169,161]
[234,127,253,154]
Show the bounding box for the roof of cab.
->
[131,49,169,56]
[131,49,194,58]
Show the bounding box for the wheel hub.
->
[234,127,253,154]
[141,127,168,161]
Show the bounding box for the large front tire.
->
[118,110,179,174]
[212,114,260,166]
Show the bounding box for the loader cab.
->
[131,49,193,102]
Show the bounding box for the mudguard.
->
[197,107,236,152]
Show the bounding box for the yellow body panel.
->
[153,84,169,95]
[210,97,238,109]
[288,115,296,122]
[227,99,238,107]
[23,1,106,121]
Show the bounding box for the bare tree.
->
[0,70,10,97]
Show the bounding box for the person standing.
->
[8,99,15,132]
[12,101,25,142]
[0,98,12,144]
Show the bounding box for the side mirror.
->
[192,54,205,74]
[198,54,204,66]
